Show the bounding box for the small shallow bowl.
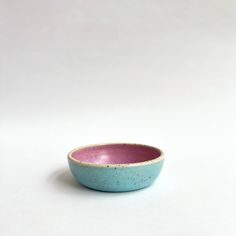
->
[67,143,164,192]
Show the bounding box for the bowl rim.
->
[67,143,165,168]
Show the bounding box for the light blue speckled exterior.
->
[68,159,164,192]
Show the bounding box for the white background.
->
[0,0,236,235]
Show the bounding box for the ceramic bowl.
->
[67,143,164,192]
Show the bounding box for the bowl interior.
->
[70,143,162,165]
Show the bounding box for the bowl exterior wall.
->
[68,160,164,192]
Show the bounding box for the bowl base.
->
[78,181,153,193]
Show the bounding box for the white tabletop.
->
[1,0,236,235]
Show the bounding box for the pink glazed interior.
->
[71,144,162,165]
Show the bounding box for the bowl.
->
[67,143,164,192]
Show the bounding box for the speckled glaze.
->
[67,143,164,192]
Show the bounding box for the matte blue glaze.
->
[68,159,164,192]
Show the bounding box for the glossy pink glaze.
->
[71,144,162,164]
